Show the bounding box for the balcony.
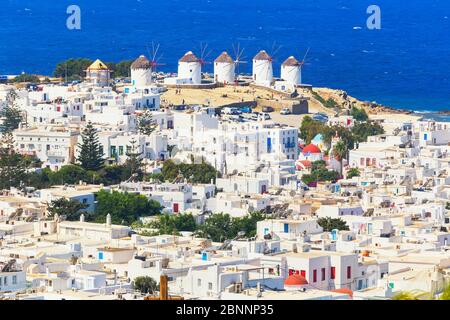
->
[47,150,66,158]
[284,142,296,149]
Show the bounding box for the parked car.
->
[240,106,252,113]
[262,106,274,113]
[280,108,291,115]
[313,112,329,122]
[261,113,271,120]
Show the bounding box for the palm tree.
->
[332,140,347,176]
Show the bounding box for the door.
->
[173,203,179,213]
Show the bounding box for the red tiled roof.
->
[302,144,322,154]
[284,274,308,286]
[331,288,353,298]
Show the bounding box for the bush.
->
[94,190,162,225]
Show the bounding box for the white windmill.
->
[131,42,165,88]
[177,43,211,85]
[213,43,247,85]
[252,43,282,87]
[281,48,310,87]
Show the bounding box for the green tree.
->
[195,213,234,242]
[332,140,347,176]
[94,190,162,225]
[347,168,360,179]
[351,121,384,143]
[1,90,23,133]
[137,110,157,136]
[112,60,133,78]
[124,138,143,180]
[317,217,349,232]
[231,211,265,238]
[47,198,89,221]
[160,160,219,184]
[133,276,158,294]
[0,133,26,190]
[150,214,197,235]
[299,116,327,144]
[97,165,129,185]
[12,73,41,83]
[350,107,368,122]
[195,212,265,242]
[53,58,93,81]
[77,122,104,171]
[49,165,88,185]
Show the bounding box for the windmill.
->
[281,47,310,87]
[198,42,212,69]
[252,41,282,86]
[146,41,166,77]
[232,43,247,80]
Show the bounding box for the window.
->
[12,275,17,285]
[347,266,352,279]
[119,146,124,156]
[321,268,326,281]
[208,282,213,290]
[313,270,317,283]
[197,279,201,287]
[330,267,336,279]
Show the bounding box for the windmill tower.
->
[214,52,235,84]
[131,43,166,88]
[281,48,309,87]
[252,50,273,87]
[178,51,202,84]
[131,55,152,88]
[214,44,247,85]
[281,56,302,86]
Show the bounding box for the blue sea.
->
[1,0,450,113]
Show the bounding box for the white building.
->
[131,55,153,89]
[85,59,111,87]
[281,56,301,87]
[176,51,202,85]
[13,124,80,171]
[214,51,235,84]
[252,50,273,87]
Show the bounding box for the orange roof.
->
[331,288,353,298]
[284,274,308,286]
[296,160,312,170]
[302,144,322,154]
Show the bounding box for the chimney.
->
[160,275,168,300]
[80,213,85,223]
[106,213,112,226]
